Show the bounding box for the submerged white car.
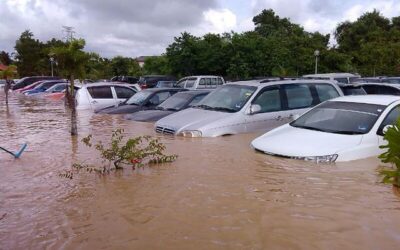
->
[251,95,400,162]
[155,79,343,137]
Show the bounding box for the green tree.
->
[51,39,90,136]
[335,10,400,76]
[14,30,48,76]
[0,51,12,65]
[143,56,170,75]
[0,65,18,104]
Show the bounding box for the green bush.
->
[60,129,177,179]
[379,118,400,187]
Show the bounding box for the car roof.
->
[142,87,186,93]
[226,79,338,87]
[303,73,360,78]
[79,82,136,88]
[330,95,400,106]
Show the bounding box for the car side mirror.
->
[383,125,393,135]
[247,104,262,115]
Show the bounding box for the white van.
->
[303,73,360,84]
[75,82,140,110]
[176,76,225,90]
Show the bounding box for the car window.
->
[211,78,218,87]
[362,85,379,94]
[334,78,349,84]
[315,84,340,102]
[284,84,313,109]
[149,91,172,105]
[252,88,282,113]
[114,86,136,99]
[188,94,207,107]
[198,79,206,89]
[217,78,223,85]
[87,86,113,99]
[177,79,187,88]
[378,86,400,95]
[185,78,196,88]
[378,105,400,135]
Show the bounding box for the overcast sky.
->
[0,0,399,58]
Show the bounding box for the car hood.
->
[251,124,363,157]
[156,108,234,132]
[96,104,142,114]
[125,110,175,122]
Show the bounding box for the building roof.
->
[0,64,8,71]
[135,56,151,62]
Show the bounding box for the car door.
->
[377,105,400,145]
[113,86,137,104]
[244,86,287,132]
[280,83,317,124]
[86,86,116,110]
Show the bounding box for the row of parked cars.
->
[11,73,400,163]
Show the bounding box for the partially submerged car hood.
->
[125,110,174,122]
[96,104,142,114]
[251,124,364,157]
[156,108,234,132]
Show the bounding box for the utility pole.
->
[62,26,75,42]
[314,50,320,74]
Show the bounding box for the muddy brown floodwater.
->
[1,92,400,249]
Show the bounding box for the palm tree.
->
[0,65,18,104]
[51,39,89,136]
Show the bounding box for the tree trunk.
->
[69,75,78,136]
[4,78,9,105]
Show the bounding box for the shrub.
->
[379,118,400,187]
[60,129,177,179]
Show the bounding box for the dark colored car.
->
[125,90,210,122]
[96,88,187,114]
[138,75,176,89]
[111,76,139,84]
[12,76,62,90]
[361,83,400,95]
[338,84,367,95]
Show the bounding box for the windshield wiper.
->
[165,108,179,111]
[156,106,164,110]
[292,125,326,132]
[195,104,214,110]
[330,130,364,135]
[210,106,237,113]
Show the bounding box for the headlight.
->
[293,154,338,163]
[177,130,202,137]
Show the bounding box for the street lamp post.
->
[49,57,55,77]
[314,50,320,74]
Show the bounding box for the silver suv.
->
[155,80,343,137]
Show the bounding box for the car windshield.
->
[157,93,191,111]
[195,85,256,113]
[125,90,152,105]
[340,86,366,95]
[291,101,385,135]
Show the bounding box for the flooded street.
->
[1,92,400,249]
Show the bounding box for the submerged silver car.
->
[155,79,343,137]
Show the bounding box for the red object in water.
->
[130,158,142,164]
[44,92,65,101]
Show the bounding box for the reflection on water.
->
[1,92,400,249]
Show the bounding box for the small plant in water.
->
[379,118,400,187]
[60,129,177,179]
